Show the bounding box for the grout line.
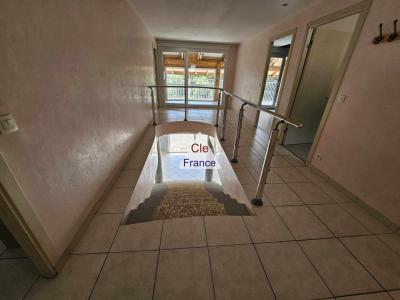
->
[151,219,164,300]
[203,216,217,300]
[67,232,395,256]
[338,202,394,235]
[22,273,41,299]
[308,203,373,236]
[377,235,400,258]
[87,213,125,299]
[240,216,277,300]
[333,290,395,299]
[282,204,338,297]
[307,206,387,294]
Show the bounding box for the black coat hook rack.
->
[373,23,384,44]
[388,19,398,42]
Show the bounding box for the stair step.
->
[126,181,249,224]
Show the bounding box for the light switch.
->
[336,95,346,103]
[0,114,18,135]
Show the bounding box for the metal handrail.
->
[222,91,302,128]
[146,84,303,207]
[146,85,302,128]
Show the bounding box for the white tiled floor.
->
[4,108,400,300]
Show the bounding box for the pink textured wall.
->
[233,0,400,225]
[0,0,155,262]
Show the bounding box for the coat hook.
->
[388,19,398,42]
[373,23,384,44]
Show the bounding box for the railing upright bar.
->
[184,86,188,121]
[220,94,229,141]
[231,103,246,163]
[147,85,301,128]
[215,90,222,127]
[251,120,284,206]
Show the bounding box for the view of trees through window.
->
[162,51,224,103]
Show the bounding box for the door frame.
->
[155,40,232,109]
[281,0,372,164]
[0,154,57,277]
[255,28,297,125]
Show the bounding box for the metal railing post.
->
[251,120,284,206]
[215,89,222,127]
[220,94,229,141]
[184,86,188,121]
[150,87,157,126]
[231,103,246,163]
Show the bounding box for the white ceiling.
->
[128,0,317,43]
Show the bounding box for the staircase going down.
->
[125,182,250,225]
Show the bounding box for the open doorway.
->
[260,33,294,109]
[283,13,361,161]
[255,31,295,130]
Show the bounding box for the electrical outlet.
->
[316,152,323,160]
[0,114,18,135]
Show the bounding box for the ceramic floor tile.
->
[256,241,332,299]
[283,155,305,167]
[390,290,400,299]
[248,168,284,184]
[72,214,121,254]
[209,244,275,300]
[0,247,27,259]
[160,217,206,249]
[113,170,140,188]
[379,234,400,255]
[339,292,393,299]
[296,167,326,182]
[273,167,310,183]
[234,146,260,157]
[263,183,303,206]
[241,184,271,205]
[340,203,391,234]
[341,236,400,290]
[0,258,39,300]
[111,221,162,252]
[154,248,214,300]
[98,188,132,214]
[234,168,257,185]
[276,206,333,240]
[270,156,292,167]
[204,216,251,246]
[26,254,106,300]
[232,156,262,169]
[300,238,381,296]
[274,145,292,156]
[315,181,352,203]
[90,251,158,300]
[310,204,370,237]
[243,207,293,243]
[288,182,333,204]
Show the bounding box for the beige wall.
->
[233,0,400,225]
[0,0,155,263]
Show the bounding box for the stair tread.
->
[125,181,249,224]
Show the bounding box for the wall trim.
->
[309,165,400,232]
[282,0,373,165]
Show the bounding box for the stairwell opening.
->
[123,122,253,225]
